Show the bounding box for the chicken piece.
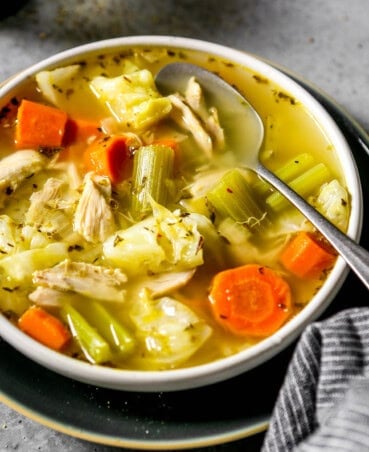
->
[129,269,196,298]
[185,77,225,150]
[73,172,116,243]
[168,93,213,158]
[25,177,71,236]
[0,150,49,207]
[29,286,79,307]
[33,259,127,303]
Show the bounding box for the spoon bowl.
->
[156,62,369,290]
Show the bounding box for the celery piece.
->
[79,301,135,357]
[266,163,330,212]
[254,153,315,196]
[130,144,174,219]
[206,169,267,232]
[0,242,68,283]
[61,304,112,364]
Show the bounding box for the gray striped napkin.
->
[261,307,369,451]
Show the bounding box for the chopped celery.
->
[206,169,268,232]
[254,153,315,196]
[130,144,174,219]
[79,301,135,357]
[61,304,112,364]
[266,163,330,211]
[0,242,68,283]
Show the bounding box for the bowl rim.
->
[0,35,363,392]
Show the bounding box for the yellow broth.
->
[0,46,347,370]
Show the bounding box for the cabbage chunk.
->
[314,179,349,231]
[89,69,172,130]
[103,202,204,276]
[129,290,212,369]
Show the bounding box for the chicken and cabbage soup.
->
[0,47,348,371]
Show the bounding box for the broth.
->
[0,46,348,370]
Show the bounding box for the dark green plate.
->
[1,72,369,451]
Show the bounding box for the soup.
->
[0,46,348,371]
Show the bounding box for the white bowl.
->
[0,36,363,392]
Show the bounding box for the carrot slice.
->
[84,134,132,184]
[209,264,292,337]
[18,306,71,350]
[15,99,68,149]
[280,231,337,278]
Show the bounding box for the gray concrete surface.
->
[0,1,368,451]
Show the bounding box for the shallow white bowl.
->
[0,36,363,392]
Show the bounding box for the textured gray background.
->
[0,1,368,451]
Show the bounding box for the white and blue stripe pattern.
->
[262,308,369,451]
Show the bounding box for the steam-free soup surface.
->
[0,47,348,370]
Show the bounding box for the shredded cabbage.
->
[129,290,212,369]
[103,201,204,276]
[314,179,349,231]
[90,69,172,130]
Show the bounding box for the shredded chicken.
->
[185,77,225,149]
[168,93,213,158]
[0,150,49,207]
[73,172,116,243]
[33,259,127,303]
[25,177,70,235]
[130,269,196,298]
[29,286,79,307]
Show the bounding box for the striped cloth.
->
[261,307,369,451]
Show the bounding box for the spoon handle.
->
[257,164,369,289]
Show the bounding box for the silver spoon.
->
[155,62,369,289]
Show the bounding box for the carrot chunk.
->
[63,118,102,147]
[18,306,71,350]
[61,117,103,161]
[209,264,292,337]
[84,134,132,184]
[15,99,68,149]
[280,231,337,278]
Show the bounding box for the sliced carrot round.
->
[209,264,292,337]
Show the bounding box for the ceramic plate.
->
[0,69,369,451]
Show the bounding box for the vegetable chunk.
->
[83,134,133,184]
[15,99,68,149]
[280,231,336,278]
[209,264,292,337]
[19,306,71,350]
[129,291,212,369]
[90,69,172,130]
